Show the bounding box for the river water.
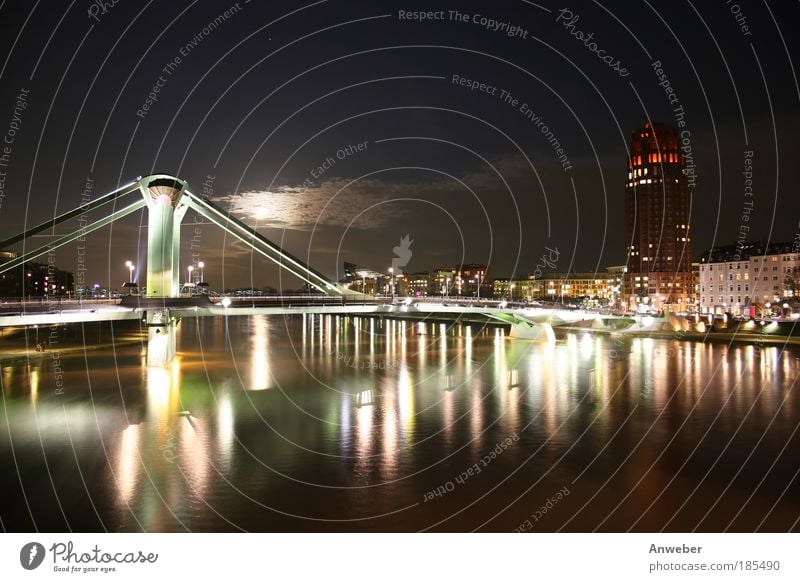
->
[1,314,799,532]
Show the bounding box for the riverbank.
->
[557,324,800,347]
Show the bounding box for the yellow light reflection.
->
[145,361,182,463]
[308,312,314,357]
[440,324,447,366]
[216,393,235,469]
[146,364,180,418]
[340,393,351,444]
[116,423,141,505]
[465,325,473,361]
[506,362,521,433]
[369,318,375,354]
[400,320,407,360]
[381,383,398,479]
[353,317,359,362]
[302,313,308,359]
[386,319,393,363]
[527,352,541,402]
[397,366,415,440]
[325,315,333,353]
[442,389,454,442]
[3,366,12,397]
[417,323,427,368]
[179,413,209,497]
[143,359,214,518]
[355,389,375,474]
[580,333,593,359]
[30,368,39,405]
[251,315,271,390]
[470,380,483,446]
[508,369,520,388]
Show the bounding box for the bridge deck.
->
[0,297,631,328]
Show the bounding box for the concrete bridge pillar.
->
[508,321,556,343]
[145,195,177,297]
[139,176,188,366]
[146,309,177,366]
[140,176,188,299]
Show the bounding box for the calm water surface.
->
[1,314,799,531]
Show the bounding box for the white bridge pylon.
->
[0,174,353,365]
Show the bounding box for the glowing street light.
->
[125,260,135,283]
[388,267,395,301]
[356,270,369,295]
[197,261,205,283]
[187,265,194,284]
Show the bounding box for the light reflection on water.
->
[1,314,799,532]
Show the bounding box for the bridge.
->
[0,174,633,365]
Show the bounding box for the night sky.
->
[0,0,797,290]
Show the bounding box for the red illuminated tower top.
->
[628,122,684,171]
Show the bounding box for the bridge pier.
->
[507,321,556,343]
[141,176,189,299]
[146,309,178,367]
[139,176,188,366]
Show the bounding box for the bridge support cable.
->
[0,180,141,250]
[182,191,350,296]
[0,199,147,275]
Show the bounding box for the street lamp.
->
[198,261,205,283]
[187,265,194,285]
[510,283,516,302]
[356,270,368,295]
[388,267,394,300]
[125,260,135,283]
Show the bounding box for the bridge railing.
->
[219,294,390,306]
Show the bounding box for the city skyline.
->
[2,112,792,301]
[0,136,793,298]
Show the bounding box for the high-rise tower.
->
[623,122,692,311]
